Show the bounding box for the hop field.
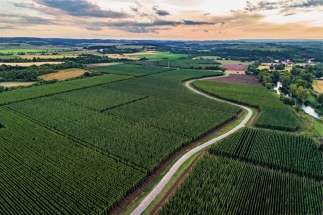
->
[193,80,299,131]
[209,128,323,179]
[159,155,323,215]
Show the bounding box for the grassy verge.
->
[297,111,323,141]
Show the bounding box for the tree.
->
[290,84,297,96]
[297,86,309,102]
[265,83,272,89]
[317,93,323,104]
[281,76,291,88]
[280,92,285,100]
[0,86,4,93]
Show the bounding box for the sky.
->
[0,0,323,40]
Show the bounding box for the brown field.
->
[0,62,63,66]
[128,51,157,55]
[39,68,88,81]
[207,74,260,86]
[222,64,249,71]
[225,70,246,75]
[0,82,36,88]
[23,55,77,59]
[313,80,323,93]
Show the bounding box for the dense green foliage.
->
[103,70,241,113]
[209,128,323,179]
[65,74,131,87]
[0,74,131,105]
[193,80,299,131]
[0,108,145,214]
[52,87,146,111]
[92,64,172,77]
[107,98,236,138]
[6,97,190,172]
[159,155,322,215]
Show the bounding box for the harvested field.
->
[258,65,270,70]
[0,82,36,88]
[313,80,323,93]
[222,64,249,71]
[207,74,260,86]
[39,68,88,81]
[0,62,63,66]
[87,63,121,68]
[225,70,245,75]
[216,59,251,65]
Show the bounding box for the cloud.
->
[283,13,296,16]
[130,6,138,12]
[35,0,129,18]
[183,20,215,25]
[204,30,208,32]
[113,26,159,34]
[152,6,170,16]
[203,13,210,16]
[245,0,323,13]
[86,26,102,31]
[0,13,56,26]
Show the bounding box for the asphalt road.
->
[131,77,253,215]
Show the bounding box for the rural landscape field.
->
[1,0,323,214]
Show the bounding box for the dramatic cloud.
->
[35,0,129,18]
[152,6,170,16]
[245,0,323,12]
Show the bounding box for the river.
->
[274,82,322,119]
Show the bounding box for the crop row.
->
[193,80,299,131]
[52,86,146,111]
[133,59,219,69]
[106,97,236,138]
[159,155,322,215]
[6,97,191,172]
[92,64,173,77]
[0,74,132,106]
[102,70,241,113]
[209,128,323,179]
[0,108,145,215]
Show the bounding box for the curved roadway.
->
[131,77,253,215]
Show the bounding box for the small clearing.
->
[0,62,63,66]
[207,74,260,86]
[0,82,36,88]
[258,65,270,70]
[313,80,323,93]
[39,68,88,81]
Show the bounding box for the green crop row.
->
[6,97,191,172]
[159,155,322,215]
[0,108,145,215]
[209,128,323,179]
[92,64,173,77]
[106,97,236,138]
[102,70,241,113]
[193,80,299,131]
[0,74,132,106]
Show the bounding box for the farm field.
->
[87,62,120,68]
[312,80,323,93]
[0,74,131,105]
[0,62,63,66]
[158,155,322,215]
[0,48,63,54]
[257,65,270,70]
[0,108,145,215]
[209,127,323,179]
[133,59,219,69]
[207,74,260,86]
[193,80,299,131]
[0,81,36,88]
[221,64,248,71]
[128,51,189,60]
[215,59,252,65]
[92,64,173,77]
[39,68,88,81]
[106,54,140,60]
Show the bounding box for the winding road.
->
[130,77,253,215]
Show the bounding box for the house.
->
[274,60,279,63]
[282,59,294,66]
